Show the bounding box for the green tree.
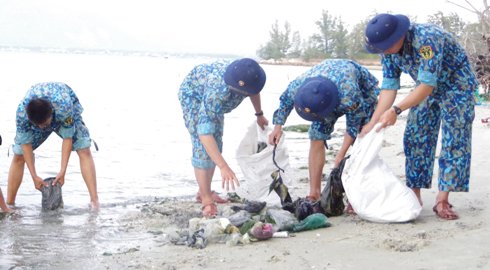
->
[287,31,302,58]
[257,20,293,61]
[301,36,324,62]
[331,19,349,58]
[314,10,337,56]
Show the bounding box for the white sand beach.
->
[82,103,490,270]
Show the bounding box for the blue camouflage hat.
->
[224,58,266,96]
[364,13,410,53]
[294,76,339,122]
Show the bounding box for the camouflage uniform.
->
[380,24,478,192]
[178,60,247,169]
[13,82,91,155]
[273,59,379,141]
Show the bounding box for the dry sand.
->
[90,103,490,270]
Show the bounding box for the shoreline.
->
[90,103,490,270]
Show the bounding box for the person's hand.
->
[377,108,397,130]
[256,115,269,130]
[333,153,346,168]
[268,125,283,145]
[219,165,240,191]
[53,171,66,186]
[359,120,377,137]
[33,176,48,191]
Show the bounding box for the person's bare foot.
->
[1,206,14,213]
[90,201,100,210]
[305,195,319,202]
[196,191,228,204]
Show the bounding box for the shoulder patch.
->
[64,117,73,125]
[419,45,434,60]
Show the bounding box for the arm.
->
[54,138,73,186]
[376,83,434,130]
[334,133,355,168]
[249,93,268,129]
[199,134,239,191]
[21,144,47,190]
[359,90,397,136]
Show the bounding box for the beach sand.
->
[85,103,490,270]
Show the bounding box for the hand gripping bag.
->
[236,122,293,206]
[342,124,422,223]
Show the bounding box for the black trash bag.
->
[230,200,267,214]
[290,197,325,221]
[320,156,349,217]
[41,177,63,211]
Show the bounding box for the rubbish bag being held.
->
[41,177,63,211]
[236,122,293,206]
[342,124,422,223]
[320,156,349,217]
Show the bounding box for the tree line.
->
[256,10,487,63]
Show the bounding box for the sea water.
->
[0,51,410,268]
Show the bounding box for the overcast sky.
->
[0,0,481,56]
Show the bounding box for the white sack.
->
[342,124,422,223]
[235,122,292,206]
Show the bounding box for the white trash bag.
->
[342,124,422,223]
[235,122,293,206]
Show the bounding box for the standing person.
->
[178,58,268,218]
[269,59,379,202]
[1,134,13,213]
[6,82,99,209]
[362,13,478,220]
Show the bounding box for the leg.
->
[433,90,475,219]
[0,188,13,212]
[411,188,422,206]
[194,167,218,217]
[195,166,228,203]
[308,140,325,201]
[404,99,441,206]
[194,167,214,206]
[6,154,26,205]
[77,148,99,208]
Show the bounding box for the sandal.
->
[202,203,218,218]
[196,191,229,204]
[433,200,459,220]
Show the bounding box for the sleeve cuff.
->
[417,70,438,87]
[197,122,217,135]
[58,127,75,138]
[15,132,33,145]
[381,78,401,90]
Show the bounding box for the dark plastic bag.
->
[320,156,349,217]
[41,177,63,211]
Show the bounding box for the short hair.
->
[26,98,53,125]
